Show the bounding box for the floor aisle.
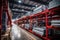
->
[11,23,42,40]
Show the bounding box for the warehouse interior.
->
[0,0,60,40]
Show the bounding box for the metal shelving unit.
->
[15,6,60,40]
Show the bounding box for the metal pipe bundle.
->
[51,20,60,27]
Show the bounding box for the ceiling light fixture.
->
[36,5,38,7]
[18,0,21,3]
[22,9,24,11]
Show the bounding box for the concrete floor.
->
[11,23,42,40]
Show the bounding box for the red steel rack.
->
[15,6,60,40]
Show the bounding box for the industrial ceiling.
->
[9,0,52,19]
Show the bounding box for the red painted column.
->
[4,0,12,27]
[45,10,50,40]
[0,0,3,40]
[0,0,3,30]
[29,17,32,31]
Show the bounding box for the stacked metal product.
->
[51,20,60,27]
[32,27,53,36]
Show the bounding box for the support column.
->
[0,0,3,40]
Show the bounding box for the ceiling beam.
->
[12,10,27,13]
[10,6,33,11]
[12,8,33,11]
[9,0,35,7]
[10,3,34,9]
[30,0,49,5]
